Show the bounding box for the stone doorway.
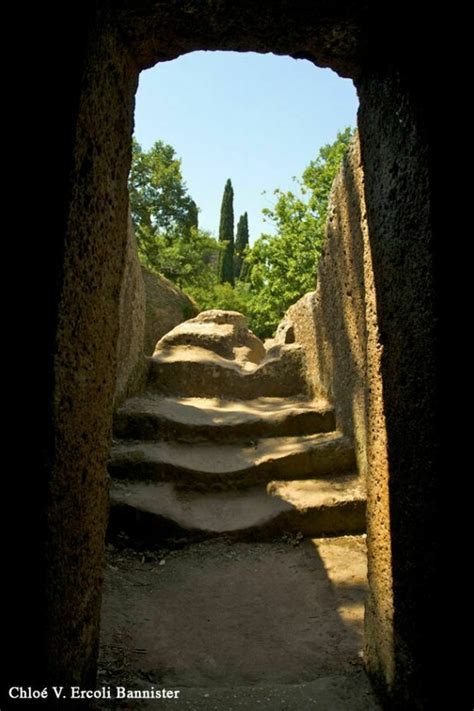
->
[14,6,440,710]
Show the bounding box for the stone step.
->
[113,395,336,442]
[109,432,356,490]
[147,343,310,399]
[108,474,366,542]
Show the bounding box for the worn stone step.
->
[113,395,336,442]
[147,343,310,399]
[108,474,366,541]
[109,432,356,490]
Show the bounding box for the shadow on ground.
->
[97,535,380,710]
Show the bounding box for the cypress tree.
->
[218,179,235,285]
[234,212,249,279]
[188,199,199,231]
[183,199,199,239]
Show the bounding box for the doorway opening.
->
[100,51,378,709]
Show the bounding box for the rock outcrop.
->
[115,216,199,404]
[142,267,198,356]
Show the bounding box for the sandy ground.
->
[97,534,380,710]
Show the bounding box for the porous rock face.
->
[274,135,393,691]
[273,128,439,706]
[275,136,378,485]
[142,267,199,356]
[115,213,147,405]
[115,217,200,405]
[357,71,440,707]
[153,310,266,365]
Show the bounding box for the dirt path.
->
[97,534,380,710]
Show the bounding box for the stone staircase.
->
[108,310,365,542]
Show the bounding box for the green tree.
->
[234,212,249,279]
[218,179,235,286]
[129,138,223,296]
[129,139,198,268]
[188,281,251,315]
[244,127,355,338]
[150,227,222,292]
[184,199,199,236]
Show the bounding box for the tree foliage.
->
[243,127,355,337]
[128,130,354,341]
[218,179,235,286]
[129,139,198,267]
[129,138,222,294]
[234,212,249,279]
[188,281,251,315]
[186,199,199,234]
[148,228,222,292]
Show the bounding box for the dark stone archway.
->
[9,3,441,709]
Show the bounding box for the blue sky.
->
[134,51,359,241]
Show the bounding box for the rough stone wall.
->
[115,214,199,405]
[115,214,147,405]
[35,21,138,687]
[283,141,393,686]
[313,133,394,696]
[115,0,367,79]
[285,135,380,484]
[283,118,439,707]
[357,68,440,709]
[142,268,199,356]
